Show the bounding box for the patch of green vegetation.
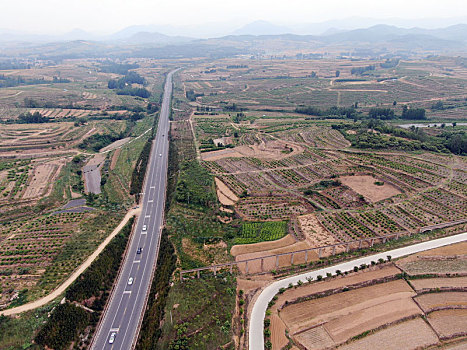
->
[35,302,90,350]
[175,160,217,208]
[136,229,176,350]
[29,211,123,300]
[66,217,134,305]
[0,304,54,350]
[333,119,467,154]
[158,274,236,350]
[234,221,287,244]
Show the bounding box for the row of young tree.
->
[108,71,151,98]
[369,106,426,120]
[17,111,50,123]
[334,119,467,155]
[0,74,69,88]
[107,71,146,89]
[35,218,135,350]
[296,104,426,121]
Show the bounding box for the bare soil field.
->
[339,175,402,203]
[110,148,121,170]
[294,325,335,350]
[215,177,239,205]
[411,277,467,292]
[270,313,289,350]
[298,213,340,249]
[272,265,401,312]
[416,242,467,257]
[22,161,64,199]
[280,280,416,335]
[202,140,304,162]
[427,309,467,338]
[324,298,422,344]
[201,148,245,161]
[337,317,439,350]
[234,240,318,274]
[415,292,467,312]
[231,234,297,257]
[397,259,467,275]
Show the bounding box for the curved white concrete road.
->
[249,232,467,350]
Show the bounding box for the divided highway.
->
[91,70,177,350]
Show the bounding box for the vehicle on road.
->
[136,247,143,254]
[109,332,116,344]
[142,225,147,231]
[159,153,162,157]
[128,277,134,285]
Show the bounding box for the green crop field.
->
[235,221,288,244]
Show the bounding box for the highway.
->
[91,69,176,350]
[249,232,467,350]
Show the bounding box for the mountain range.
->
[1,21,466,59]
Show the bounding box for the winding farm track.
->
[249,232,467,349]
[0,208,141,317]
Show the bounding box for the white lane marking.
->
[141,232,147,235]
[123,291,131,295]
[145,215,150,218]
[99,73,174,349]
[150,186,155,189]
[118,78,171,347]
[110,328,119,332]
[133,260,141,264]
[148,200,153,203]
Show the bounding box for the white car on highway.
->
[128,277,134,285]
[159,153,162,157]
[142,225,147,231]
[109,332,116,344]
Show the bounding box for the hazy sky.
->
[2,0,467,34]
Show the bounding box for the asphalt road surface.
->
[91,70,176,350]
[249,232,467,350]
[83,164,102,194]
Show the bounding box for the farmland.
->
[0,50,466,349]
[168,58,467,281]
[164,56,467,350]
[263,242,466,350]
[0,58,172,310]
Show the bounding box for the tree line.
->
[35,218,135,350]
[108,71,151,98]
[0,74,69,88]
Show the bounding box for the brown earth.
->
[110,148,121,170]
[231,234,296,256]
[324,298,422,344]
[22,160,64,199]
[270,313,289,350]
[410,277,467,292]
[215,177,239,205]
[427,309,467,338]
[415,292,467,312]
[397,259,467,275]
[339,175,402,203]
[298,213,340,250]
[337,317,439,350]
[234,240,318,274]
[271,265,401,313]
[280,280,416,335]
[201,139,304,161]
[100,137,132,153]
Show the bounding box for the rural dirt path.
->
[0,207,141,316]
